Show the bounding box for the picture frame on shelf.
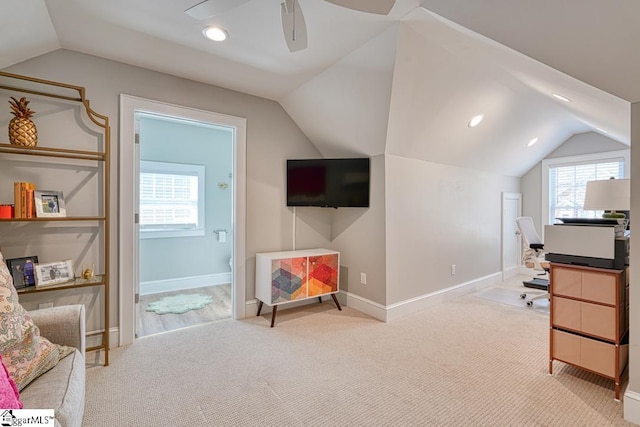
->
[6,256,38,289]
[34,190,66,218]
[35,259,74,287]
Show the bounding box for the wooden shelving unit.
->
[0,71,110,366]
[549,263,629,400]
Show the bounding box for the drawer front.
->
[581,303,616,340]
[553,298,617,339]
[552,297,581,331]
[552,329,580,366]
[581,271,616,305]
[580,336,616,378]
[553,267,582,298]
[553,330,622,379]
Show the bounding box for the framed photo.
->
[35,259,74,287]
[34,190,66,218]
[6,256,38,289]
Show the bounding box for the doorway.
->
[119,95,246,346]
[501,192,522,280]
[135,112,233,337]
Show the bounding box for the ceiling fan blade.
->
[281,0,308,52]
[185,0,251,20]
[324,0,397,15]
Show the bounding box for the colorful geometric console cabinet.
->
[255,248,341,327]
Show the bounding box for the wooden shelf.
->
[17,275,105,294]
[0,143,105,161]
[0,216,105,222]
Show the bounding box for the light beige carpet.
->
[85,283,632,426]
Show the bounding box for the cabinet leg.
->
[331,293,342,311]
[318,297,322,304]
[270,305,277,328]
[257,300,263,316]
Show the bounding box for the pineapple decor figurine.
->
[8,96,38,147]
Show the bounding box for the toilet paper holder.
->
[214,229,228,243]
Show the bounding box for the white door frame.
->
[118,94,246,347]
[501,192,522,280]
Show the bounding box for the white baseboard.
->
[343,292,387,321]
[244,272,501,323]
[343,273,501,322]
[624,389,640,423]
[140,273,231,295]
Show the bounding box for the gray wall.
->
[385,155,520,305]
[3,49,327,332]
[331,154,387,304]
[138,116,232,282]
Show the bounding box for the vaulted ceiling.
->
[1,0,637,177]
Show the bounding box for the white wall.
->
[385,155,519,305]
[3,49,327,332]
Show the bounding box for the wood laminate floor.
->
[137,284,232,338]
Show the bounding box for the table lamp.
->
[583,178,630,217]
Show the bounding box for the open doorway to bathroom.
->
[135,112,233,337]
[119,94,246,347]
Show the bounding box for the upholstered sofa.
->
[19,305,86,427]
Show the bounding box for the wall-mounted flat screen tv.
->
[287,158,370,208]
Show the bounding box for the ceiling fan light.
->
[203,26,228,42]
[468,114,484,128]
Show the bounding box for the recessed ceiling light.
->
[468,114,484,128]
[527,137,539,147]
[552,93,571,103]
[203,26,228,42]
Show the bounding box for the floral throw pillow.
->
[0,251,70,391]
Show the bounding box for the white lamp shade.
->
[583,178,630,211]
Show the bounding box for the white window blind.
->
[139,161,205,238]
[549,159,623,222]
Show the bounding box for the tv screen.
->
[287,158,370,208]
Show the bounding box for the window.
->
[542,150,629,225]
[139,160,205,238]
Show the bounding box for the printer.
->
[544,224,629,270]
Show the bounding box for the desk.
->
[549,263,629,399]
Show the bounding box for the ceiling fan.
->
[185,0,398,52]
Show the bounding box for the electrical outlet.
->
[360,272,367,285]
[39,302,53,309]
[451,264,456,275]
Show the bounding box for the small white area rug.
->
[473,287,549,315]
[145,293,213,314]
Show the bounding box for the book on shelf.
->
[13,182,36,218]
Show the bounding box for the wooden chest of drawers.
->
[549,263,629,400]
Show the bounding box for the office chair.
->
[516,216,549,307]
